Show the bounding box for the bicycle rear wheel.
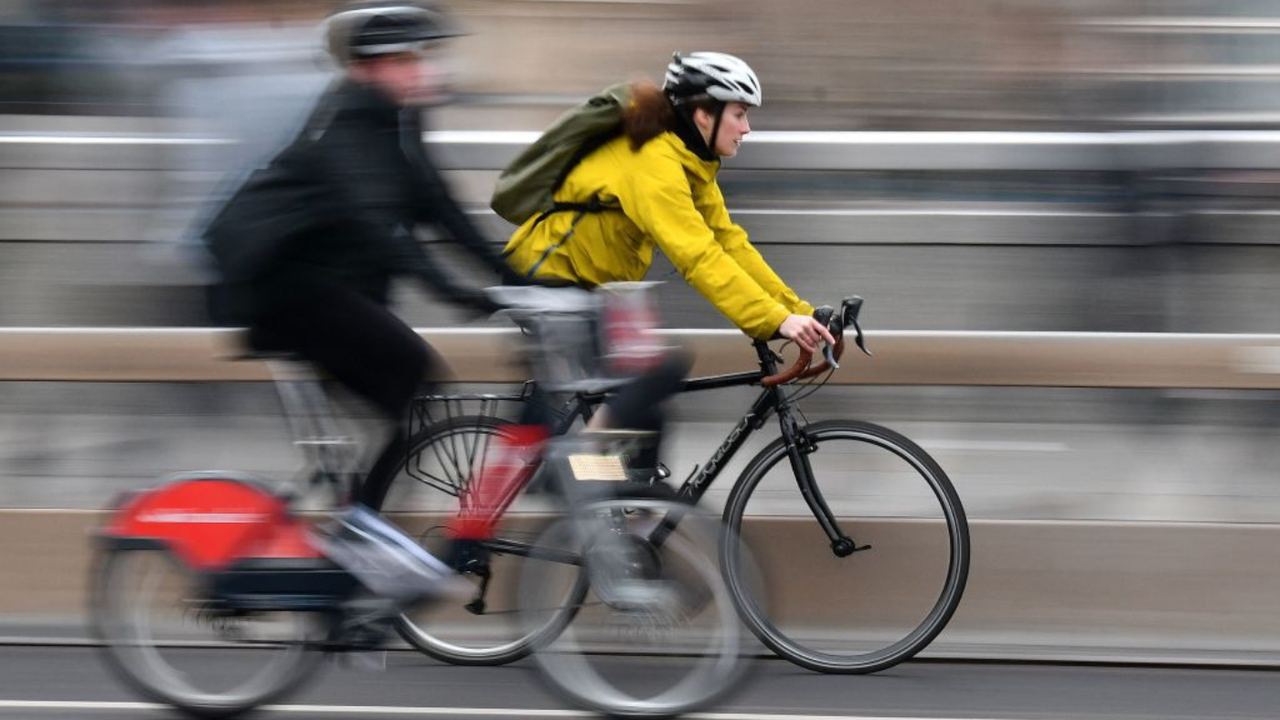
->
[91,547,325,718]
[521,497,752,717]
[721,419,969,674]
[373,415,585,665]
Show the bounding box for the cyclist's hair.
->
[621,80,674,151]
[621,79,725,152]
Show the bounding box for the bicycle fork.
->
[778,412,871,559]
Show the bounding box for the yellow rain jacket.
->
[502,131,813,340]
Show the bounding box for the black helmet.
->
[325,2,461,66]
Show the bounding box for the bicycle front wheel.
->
[373,415,584,666]
[721,419,969,674]
[91,547,325,718]
[521,497,752,717]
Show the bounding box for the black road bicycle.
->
[374,296,970,674]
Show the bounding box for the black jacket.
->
[204,78,510,323]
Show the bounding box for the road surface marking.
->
[0,699,1033,719]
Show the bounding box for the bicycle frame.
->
[437,339,853,559]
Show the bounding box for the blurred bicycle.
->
[88,350,467,718]
[474,283,755,716]
[88,283,752,719]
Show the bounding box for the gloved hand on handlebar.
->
[777,313,836,354]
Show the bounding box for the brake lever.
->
[821,341,840,369]
[812,305,840,369]
[824,314,843,369]
[842,296,873,357]
[850,316,872,357]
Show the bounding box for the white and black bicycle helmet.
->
[325,1,461,66]
[663,51,762,108]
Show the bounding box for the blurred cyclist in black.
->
[203,1,512,596]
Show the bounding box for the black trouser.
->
[248,272,443,508]
[605,350,692,465]
[520,350,692,471]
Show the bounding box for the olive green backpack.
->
[490,82,631,226]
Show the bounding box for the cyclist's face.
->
[355,46,447,107]
[696,102,752,158]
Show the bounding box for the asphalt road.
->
[0,645,1278,720]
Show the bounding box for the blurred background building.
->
[8,0,1280,129]
[3,0,1280,523]
[3,0,1280,329]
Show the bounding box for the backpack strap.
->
[521,196,611,279]
[529,196,608,230]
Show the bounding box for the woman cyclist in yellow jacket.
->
[503,51,833,466]
[504,51,833,353]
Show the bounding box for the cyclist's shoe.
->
[316,505,472,603]
[340,594,400,645]
[587,534,683,614]
[598,578,683,614]
[339,609,393,672]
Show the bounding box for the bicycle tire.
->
[521,496,752,717]
[90,546,325,718]
[720,419,969,674]
[372,415,585,666]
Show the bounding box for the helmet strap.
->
[707,101,725,157]
[671,100,722,162]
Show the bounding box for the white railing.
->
[4,327,1280,388]
[10,128,1280,170]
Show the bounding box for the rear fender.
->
[99,473,321,571]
